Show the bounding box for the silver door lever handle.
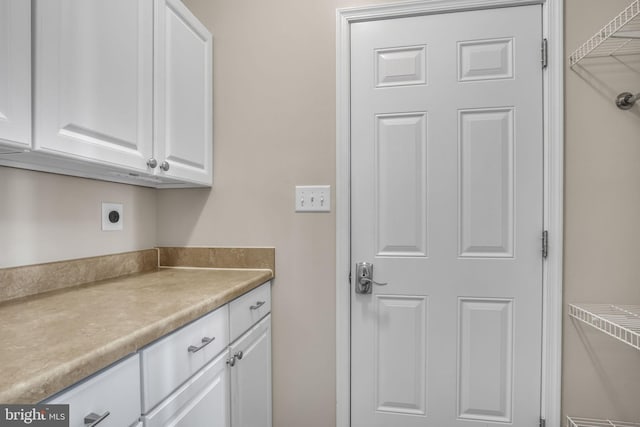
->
[355,262,387,294]
[358,277,387,286]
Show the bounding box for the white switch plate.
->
[102,202,123,231]
[295,185,331,212]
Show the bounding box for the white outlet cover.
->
[102,202,123,231]
[295,185,331,212]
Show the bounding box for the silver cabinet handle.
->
[227,351,244,367]
[84,411,110,427]
[188,336,214,353]
[147,158,158,168]
[159,161,170,171]
[250,301,266,310]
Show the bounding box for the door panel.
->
[458,108,514,257]
[458,38,514,81]
[376,112,428,257]
[34,0,153,170]
[351,5,543,427]
[154,0,212,185]
[143,351,230,427]
[375,295,427,416]
[230,315,272,427]
[375,45,427,87]
[457,298,513,422]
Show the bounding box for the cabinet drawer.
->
[143,350,229,427]
[141,305,229,412]
[229,281,271,342]
[46,354,141,427]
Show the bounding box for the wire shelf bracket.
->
[567,417,640,427]
[568,303,640,351]
[569,0,640,67]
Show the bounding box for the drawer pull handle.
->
[188,336,215,353]
[250,301,266,310]
[84,411,110,427]
[234,350,244,360]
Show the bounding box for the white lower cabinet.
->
[45,354,141,427]
[229,315,272,427]
[229,282,271,343]
[143,350,230,427]
[140,305,229,412]
[142,281,272,427]
[43,282,271,427]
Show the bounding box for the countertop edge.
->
[0,269,273,404]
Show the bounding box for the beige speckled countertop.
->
[0,267,273,404]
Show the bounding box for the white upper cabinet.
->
[2,0,213,187]
[154,0,213,185]
[33,0,154,172]
[0,0,31,150]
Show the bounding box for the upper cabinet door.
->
[0,0,31,150]
[154,0,213,186]
[33,0,153,172]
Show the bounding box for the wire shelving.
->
[567,417,640,427]
[569,0,640,66]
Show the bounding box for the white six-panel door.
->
[350,5,543,426]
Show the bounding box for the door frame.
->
[335,0,564,426]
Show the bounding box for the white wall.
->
[0,167,156,268]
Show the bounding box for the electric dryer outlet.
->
[102,202,123,231]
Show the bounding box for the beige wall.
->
[563,0,640,422]
[0,167,156,268]
[3,0,640,425]
[154,0,401,425]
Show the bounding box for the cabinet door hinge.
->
[349,271,352,285]
[540,417,546,427]
[541,38,548,68]
[542,230,549,259]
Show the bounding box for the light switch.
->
[295,185,331,212]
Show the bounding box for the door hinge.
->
[541,38,548,68]
[349,271,352,284]
[540,417,546,427]
[542,230,549,259]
